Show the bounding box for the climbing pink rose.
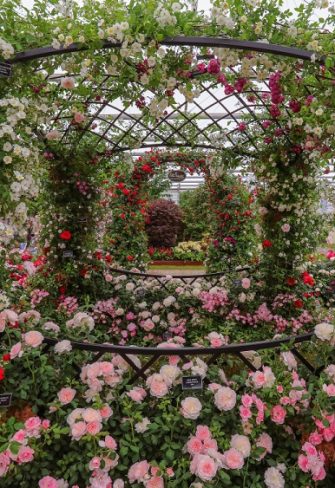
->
[23,331,43,348]
[222,448,245,470]
[186,436,203,455]
[38,476,58,488]
[181,397,202,419]
[57,387,76,405]
[60,77,75,89]
[128,460,150,483]
[86,421,102,435]
[10,342,22,359]
[241,278,251,289]
[146,477,164,488]
[71,421,87,440]
[191,454,217,481]
[214,387,236,411]
[196,425,211,441]
[127,387,147,403]
[271,405,286,424]
[17,446,34,464]
[73,112,85,123]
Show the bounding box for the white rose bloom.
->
[315,322,334,342]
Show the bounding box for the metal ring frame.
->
[4,37,321,377]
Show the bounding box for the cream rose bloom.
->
[315,322,334,342]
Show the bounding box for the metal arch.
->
[7,38,319,65]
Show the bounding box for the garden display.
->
[0,0,335,487]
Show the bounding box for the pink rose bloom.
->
[281,223,290,232]
[271,405,286,424]
[302,442,318,457]
[42,420,50,430]
[25,416,41,432]
[0,452,10,476]
[23,330,44,348]
[73,112,85,123]
[323,384,335,396]
[298,454,309,472]
[241,278,251,289]
[186,437,203,455]
[222,448,245,470]
[86,421,102,435]
[146,374,169,398]
[17,445,34,464]
[128,460,150,483]
[181,397,202,420]
[57,387,76,405]
[256,433,273,459]
[10,342,23,359]
[82,408,102,423]
[313,466,326,481]
[127,387,147,403]
[309,432,323,445]
[12,429,26,443]
[166,467,174,477]
[241,394,253,408]
[100,404,113,419]
[190,454,217,481]
[230,435,251,458]
[114,480,125,488]
[38,476,58,488]
[196,425,211,441]
[60,77,75,89]
[146,477,164,488]
[104,435,117,450]
[239,406,252,422]
[46,130,61,141]
[71,421,87,440]
[214,387,236,411]
[89,457,101,470]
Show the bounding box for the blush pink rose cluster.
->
[80,360,124,394]
[67,407,112,440]
[298,442,326,482]
[128,461,171,486]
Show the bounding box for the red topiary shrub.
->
[146,199,183,247]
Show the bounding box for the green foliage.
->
[179,185,211,241]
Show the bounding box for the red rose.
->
[2,354,10,362]
[59,230,72,241]
[302,272,315,287]
[293,299,304,309]
[127,255,134,261]
[0,368,5,381]
[262,240,272,248]
[286,277,297,287]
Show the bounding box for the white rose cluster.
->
[0,37,14,59]
[154,5,177,27]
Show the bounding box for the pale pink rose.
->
[46,130,61,141]
[208,383,221,392]
[54,340,72,354]
[82,408,102,423]
[42,420,50,430]
[89,457,101,470]
[23,330,43,348]
[312,466,326,481]
[146,374,169,398]
[86,421,102,435]
[25,416,41,432]
[264,467,285,488]
[251,367,275,389]
[60,77,75,89]
[105,435,117,450]
[114,480,125,488]
[190,454,217,481]
[71,421,87,440]
[166,467,174,477]
[160,365,180,385]
[271,405,286,424]
[256,433,273,459]
[73,112,85,124]
[214,387,236,411]
[230,435,251,458]
[127,387,147,403]
[181,397,202,420]
[10,342,22,359]
[196,425,211,441]
[128,460,150,483]
[281,223,290,233]
[241,278,251,289]
[57,387,76,405]
[38,476,58,488]
[323,384,335,396]
[222,448,244,470]
[186,437,203,455]
[100,404,113,419]
[17,445,34,464]
[146,476,164,488]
